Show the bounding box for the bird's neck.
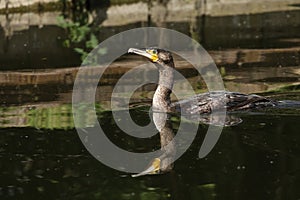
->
[153,64,174,112]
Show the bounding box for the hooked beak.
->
[131,158,161,177]
[128,48,158,62]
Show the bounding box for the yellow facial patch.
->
[146,49,159,62]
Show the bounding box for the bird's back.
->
[171,91,277,115]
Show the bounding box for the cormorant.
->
[128,47,277,115]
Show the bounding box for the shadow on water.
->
[0,0,300,199]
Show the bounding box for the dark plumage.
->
[128,47,277,116]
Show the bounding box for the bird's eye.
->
[152,49,158,54]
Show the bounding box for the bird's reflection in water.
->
[130,110,242,177]
[132,110,175,177]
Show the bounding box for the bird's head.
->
[128,47,174,67]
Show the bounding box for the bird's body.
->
[128,47,276,116]
[171,91,277,115]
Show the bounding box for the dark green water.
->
[0,99,300,199]
[1,102,300,199]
